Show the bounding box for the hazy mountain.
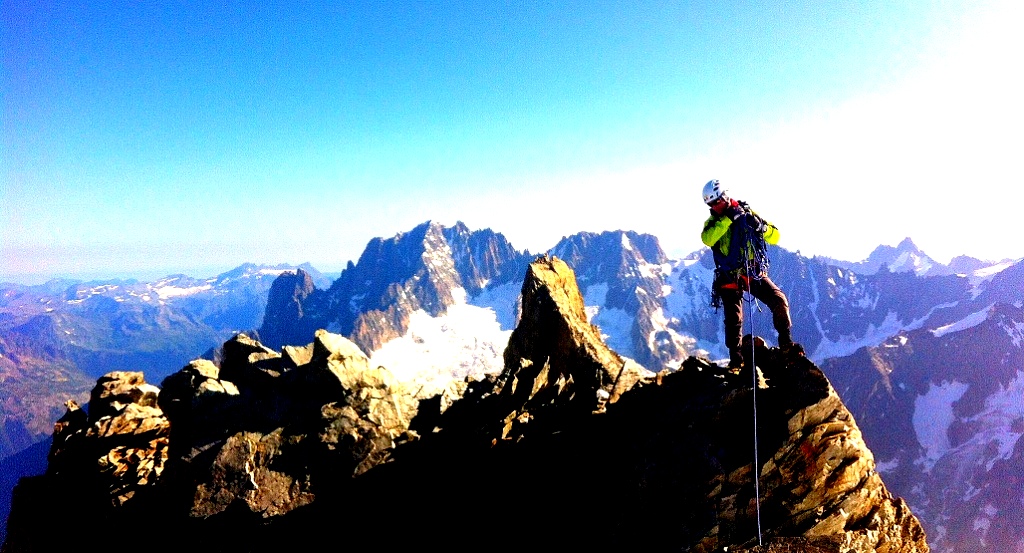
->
[0,262,324,461]
[818,237,948,276]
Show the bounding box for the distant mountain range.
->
[1,222,1021,551]
[0,263,333,459]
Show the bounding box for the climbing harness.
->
[709,207,771,310]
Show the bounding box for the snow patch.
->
[968,370,1024,470]
[154,284,212,299]
[931,304,993,337]
[467,281,521,331]
[591,307,636,359]
[368,297,511,397]
[638,261,662,279]
[973,503,999,545]
[913,380,970,471]
[973,261,1014,279]
[620,233,633,251]
[883,335,909,348]
[812,311,906,361]
[889,251,934,276]
[664,260,714,318]
[1002,319,1024,348]
[968,260,1015,297]
[875,457,899,474]
[645,307,695,368]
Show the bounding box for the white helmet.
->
[702,179,727,205]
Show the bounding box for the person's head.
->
[702,179,730,213]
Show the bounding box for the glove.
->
[746,214,767,232]
[725,201,746,220]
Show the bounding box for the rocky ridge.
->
[3,256,928,552]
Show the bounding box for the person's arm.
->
[763,221,780,245]
[701,215,731,247]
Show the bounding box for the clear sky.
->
[3,1,1022,284]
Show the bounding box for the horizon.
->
[4,1,1023,283]
[2,221,1013,287]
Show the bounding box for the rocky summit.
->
[3,257,928,552]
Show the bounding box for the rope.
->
[748,295,763,546]
[740,213,765,547]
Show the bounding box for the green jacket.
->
[701,211,779,274]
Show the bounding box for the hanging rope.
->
[740,212,765,547]
[747,295,763,546]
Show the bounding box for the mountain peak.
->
[847,237,942,276]
[896,237,920,251]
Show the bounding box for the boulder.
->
[46,372,169,507]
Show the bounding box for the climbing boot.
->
[727,349,745,373]
[778,336,805,357]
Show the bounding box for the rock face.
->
[255,268,324,352]
[3,257,928,552]
[494,256,652,439]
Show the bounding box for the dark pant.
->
[717,273,792,353]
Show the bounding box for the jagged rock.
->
[161,330,419,520]
[494,256,652,438]
[257,220,531,357]
[310,330,420,476]
[344,222,463,353]
[442,222,529,296]
[219,332,282,389]
[281,343,313,369]
[45,372,169,507]
[88,371,160,420]
[50,399,86,446]
[158,359,244,456]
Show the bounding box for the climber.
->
[700,179,797,369]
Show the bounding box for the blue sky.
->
[3,1,1022,283]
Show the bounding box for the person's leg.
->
[719,284,745,367]
[751,276,792,347]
